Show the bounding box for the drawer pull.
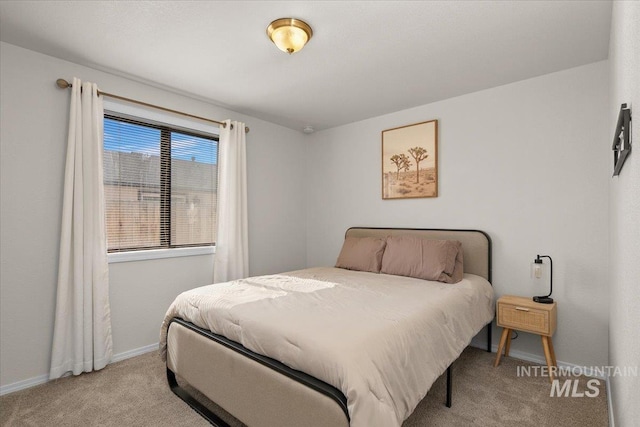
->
[515,307,530,312]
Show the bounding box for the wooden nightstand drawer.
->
[496,295,557,336]
[498,304,549,335]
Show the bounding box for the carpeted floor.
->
[0,346,608,426]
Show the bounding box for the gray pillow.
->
[381,235,464,283]
[335,236,387,273]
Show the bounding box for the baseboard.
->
[110,343,159,363]
[0,373,51,397]
[469,340,608,380]
[0,342,159,396]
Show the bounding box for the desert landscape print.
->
[382,120,438,199]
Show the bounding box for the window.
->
[103,112,218,253]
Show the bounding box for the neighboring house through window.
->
[103,101,218,260]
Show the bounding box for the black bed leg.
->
[446,366,452,408]
[166,368,230,427]
[487,321,492,353]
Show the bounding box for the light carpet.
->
[0,347,608,426]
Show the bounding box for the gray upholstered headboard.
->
[345,227,492,282]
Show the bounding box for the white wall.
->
[608,2,640,425]
[306,61,610,368]
[0,35,623,399]
[0,42,307,389]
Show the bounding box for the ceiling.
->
[0,1,612,132]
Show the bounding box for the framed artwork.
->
[612,103,632,177]
[382,119,438,199]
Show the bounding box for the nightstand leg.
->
[548,338,557,367]
[541,336,555,382]
[505,330,512,357]
[494,328,510,367]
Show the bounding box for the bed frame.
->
[166,227,493,427]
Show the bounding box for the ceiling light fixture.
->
[267,18,313,54]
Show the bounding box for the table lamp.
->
[531,255,554,304]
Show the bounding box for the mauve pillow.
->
[335,236,387,273]
[380,236,464,283]
[450,245,464,284]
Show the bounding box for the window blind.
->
[103,114,217,252]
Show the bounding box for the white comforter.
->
[160,267,494,427]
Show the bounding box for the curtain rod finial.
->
[56,79,71,89]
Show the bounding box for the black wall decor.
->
[612,103,632,177]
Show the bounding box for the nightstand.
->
[493,295,557,381]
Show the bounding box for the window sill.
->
[108,246,215,263]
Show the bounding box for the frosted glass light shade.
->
[531,261,543,279]
[267,18,313,54]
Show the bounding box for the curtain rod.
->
[56,79,249,133]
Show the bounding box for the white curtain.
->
[214,120,248,283]
[50,78,112,379]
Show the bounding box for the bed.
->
[160,227,494,427]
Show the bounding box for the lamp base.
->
[533,296,554,304]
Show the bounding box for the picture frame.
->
[382,119,438,199]
[612,103,632,177]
